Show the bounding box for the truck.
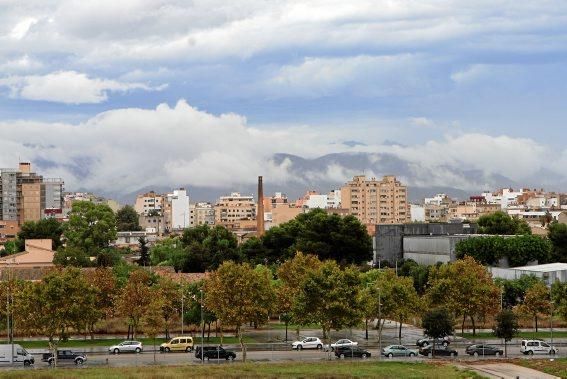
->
[0,344,35,366]
[42,350,87,365]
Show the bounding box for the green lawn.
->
[515,357,567,378]
[11,336,255,349]
[0,361,484,378]
[461,330,567,339]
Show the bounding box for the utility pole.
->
[200,289,204,365]
[181,289,184,335]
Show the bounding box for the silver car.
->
[382,345,418,358]
[109,341,143,354]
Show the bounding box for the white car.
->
[325,339,358,351]
[291,337,323,350]
[108,341,143,354]
[520,340,557,355]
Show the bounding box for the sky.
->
[1,1,567,194]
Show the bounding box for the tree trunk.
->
[398,318,403,344]
[325,327,332,360]
[220,321,224,346]
[285,320,289,342]
[470,315,476,337]
[535,315,538,332]
[461,314,466,336]
[504,340,507,358]
[207,322,211,340]
[296,326,300,340]
[365,319,368,340]
[237,326,246,362]
[153,337,156,363]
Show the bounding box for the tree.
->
[240,237,269,265]
[493,309,519,357]
[138,237,150,267]
[84,267,117,336]
[552,281,567,322]
[262,209,372,264]
[15,268,97,364]
[421,308,454,357]
[53,246,91,267]
[496,275,541,308]
[548,222,567,262]
[116,269,152,339]
[398,259,431,295]
[292,261,361,358]
[143,292,166,363]
[426,256,500,336]
[455,235,552,266]
[150,237,186,269]
[116,205,141,231]
[276,252,322,339]
[154,277,181,339]
[478,211,531,235]
[15,218,64,251]
[183,281,217,341]
[204,262,275,362]
[1,240,17,256]
[64,201,117,257]
[516,281,551,332]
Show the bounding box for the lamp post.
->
[181,289,184,335]
[549,284,554,348]
[378,287,382,359]
[200,289,204,365]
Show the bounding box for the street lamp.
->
[181,288,184,335]
[200,289,204,365]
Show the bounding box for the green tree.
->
[495,275,542,308]
[178,225,241,272]
[116,269,152,339]
[240,237,269,265]
[548,222,567,262]
[204,262,275,362]
[183,281,217,341]
[150,237,187,271]
[15,268,97,363]
[552,281,567,322]
[116,205,141,231]
[1,240,18,256]
[64,201,117,257]
[516,281,551,332]
[426,256,500,336]
[16,218,64,251]
[293,261,361,357]
[493,309,519,357]
[262,209,372,264]
[53,246,91,267]
[138,237,150,267]
[398,259,431,295]
[478,211,531,235]
[143,294,166,363]
[421,308,455,357]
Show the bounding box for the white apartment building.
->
[167,189,190,230]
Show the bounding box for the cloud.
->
[0,71,166,104]
[9,17,38,40]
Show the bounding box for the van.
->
[520,339,557,355]
[160,336,194,352]
[0,344,35,366]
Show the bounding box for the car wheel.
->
[76,358,84,365]
[550,349,556,355]
[362,353,367,359]
[495,352,501,357]
[340,353,345,359]
[387,353,393,358]
[135,347,141,354]
[473,352,479,357]
[442,341,448,347]
[317,344,322,350]
[24,360,31,367]
[423,341,429,346]
[186,347,192,353]
[114,348,120,354]
[164,347,170,353]
[48,359,54,366]
[297,345,303,350]
[527,350,534,355]
[409,353,415,357]
[206,356,210,361]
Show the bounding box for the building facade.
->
[190,202,215,227]
[167,189,190,230]
[214,192,256,230]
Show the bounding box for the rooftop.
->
[511,263,567,272]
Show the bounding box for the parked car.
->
[291,337,323,350]
[160,336,194,353]
[382,345,418,358]
[520,340,558,355]
[108,341,143,354]
[416,337,449,347]
[334,346,371,359]
[324,339,358,351]
[0,344,34,366]
[195,346,236,360]
[42,350,86,365]
[419,345,458,357]
[465,344,503,357]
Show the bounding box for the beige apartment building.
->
[134,191,165,216]
[214,192,256,231]
[341,175,409,227]
[190,202,215,227]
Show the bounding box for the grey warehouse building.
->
[374,223,478,266]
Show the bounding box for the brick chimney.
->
[257,176,265,237]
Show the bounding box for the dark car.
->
[195,346,236,361]
[466,344,503,357]
[334,346,371,359]
[41,350,87,365]
[416,337,450,347]
[419,345,458,357]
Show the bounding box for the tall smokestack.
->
[257,176,265,237]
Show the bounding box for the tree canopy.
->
[548,222,567,263]
[477,211,531,235]
[116,205,141,232]
[493,309,519,357]
[16,218,64,251]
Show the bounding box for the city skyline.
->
[1,2,567,195]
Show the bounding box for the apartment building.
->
[0,163,64,227]
[167,189,190,230]
[190,202,215,227]
[134,191,165,216]
[214,192,256,230]
[341,175,409,226]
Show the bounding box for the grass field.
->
[0,361,483,378]
[10,336,255,349]
[461,331,567,339]
[514,357,567,378]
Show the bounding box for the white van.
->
[0,344,35,366]
[520,340,557,355]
